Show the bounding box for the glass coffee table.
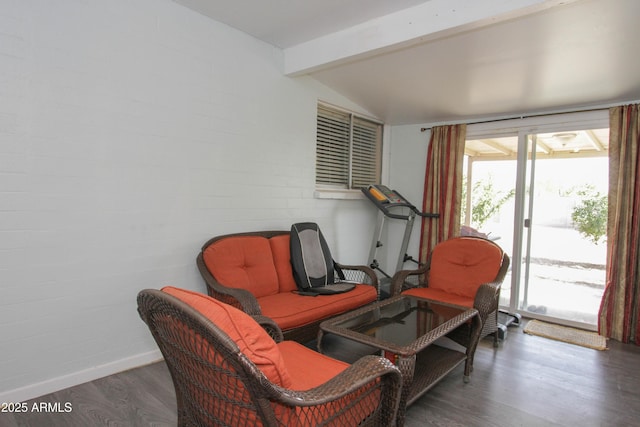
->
[318,295,480,427]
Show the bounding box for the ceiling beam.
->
[536,140,552,154]
[585,129,606,151]
[283,0,579,76]
[478,139,513,155]
[465,147,479,157]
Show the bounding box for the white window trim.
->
[314,188,365,200]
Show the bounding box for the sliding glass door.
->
[515,130,608,328]
[464,115,609,329]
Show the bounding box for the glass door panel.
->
[462,135,519,309]
[465,127,608,329]
[516,131,608,326]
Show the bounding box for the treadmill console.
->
[362,184,410,206]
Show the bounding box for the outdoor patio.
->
[498,224,606,328]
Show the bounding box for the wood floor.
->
[2,321,640,427]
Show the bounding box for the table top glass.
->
[322,295,476,350]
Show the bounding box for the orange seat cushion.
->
[162,286,293,388]
[202,236,280,298]
[277,341,349,391]
[428,237,503,298]
[269,235,299,293]
[278,341,379,427]
[402,287,474,308]
[258,285,377,331]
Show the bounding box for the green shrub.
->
[462,176,515,229]
[571,185,608,244]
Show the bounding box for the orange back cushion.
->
[269,235,298,293]
[162,286,292,388]
[428,237,503,298]
[202,236,280,298]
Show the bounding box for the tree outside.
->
[462,174,515,229]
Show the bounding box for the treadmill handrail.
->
[382,207,413,220]
[415,210,439,218]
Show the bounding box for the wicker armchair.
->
[390,237,509,375]
[197,230,379,343]
[137,287,402,427]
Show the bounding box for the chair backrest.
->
[201,235,281,298]
[428,236,506,298]
[137,287,291,426]
[199,231,299,296]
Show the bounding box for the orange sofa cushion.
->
[257,285,377,331]
[162,286,292,388]
[428,237,503,299]
[269,235,298,293]
[202,236,280,298]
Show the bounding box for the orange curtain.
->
[599,104,640,344]
[419,124,466,265]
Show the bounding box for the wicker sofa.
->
[197,230,379,343]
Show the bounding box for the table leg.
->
[394,354,416,427]
[316,329,324,353]
[464,313,483,381]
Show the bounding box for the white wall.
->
[0,0,377,401]
[382,125,431,274]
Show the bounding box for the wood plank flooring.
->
[2,321,640,427]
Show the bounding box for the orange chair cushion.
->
[278,341,379,427]
[402,287,474,308]
[258,285,377,331]
[269,235,299,293]
[277,341,349,391]
[428,237,503,299]
[202,236,280,298]
[162,286,293,388]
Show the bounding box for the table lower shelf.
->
[407,344,467,406]
[318,333,468,407]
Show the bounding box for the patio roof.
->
[466,128,609,161]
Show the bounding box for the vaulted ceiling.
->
[173,0,640,125]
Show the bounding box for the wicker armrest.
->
[335,263,379,286]
[209,283,262,314]
[273,355,402,424]
[473,282,501,318]
[389,265,428,296]
[252,315,284,343]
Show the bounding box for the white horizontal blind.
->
[316,104,382,189]
[316,105,350,186]
[352,117,381,188]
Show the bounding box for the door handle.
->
[524,219,531,228]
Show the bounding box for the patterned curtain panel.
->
[419,124,466,265]
[599,104,640,344]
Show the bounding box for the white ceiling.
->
[173,0,640,125]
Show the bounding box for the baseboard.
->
[0,350,163,403]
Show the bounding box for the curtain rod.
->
[418,102,638,132]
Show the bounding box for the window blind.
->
[316,104,382,189]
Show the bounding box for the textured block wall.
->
[0,0,376,400]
